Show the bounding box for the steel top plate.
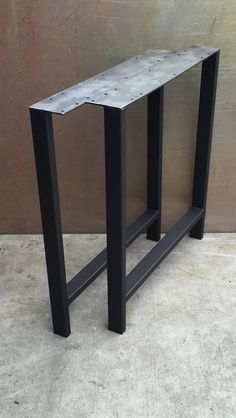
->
[30,45,219,115]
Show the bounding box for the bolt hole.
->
[114,88,118,91]
[86,96,90,99]
[125,77,129,79]
[61,92,65,95]
[49,98,53,100]
[149,69,152,72]
[61,110,64,113]
[75,102,79,105]
[104,93,108,95]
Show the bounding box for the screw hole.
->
[61,110,64,113]
[61,92,65,95]
[114,88,118,90]
[75,102,79,105]
[104,93,108,95]
[86,96,90,99]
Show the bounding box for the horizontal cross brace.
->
[126,207,204,300]
[67,209,159,304]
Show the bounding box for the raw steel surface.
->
[0,1,236,233]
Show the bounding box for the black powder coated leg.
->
[30,109,71,337]
[190,51,220,240]
[104,108,126,334]
[147,87,164,242]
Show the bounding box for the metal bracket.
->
[30,45,218,114]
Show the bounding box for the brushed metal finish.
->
[30,45,218,114]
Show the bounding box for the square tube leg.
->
[104,108,126,334]
[30,109,71,337]
[190,51,220,239]
[147,87,164,242]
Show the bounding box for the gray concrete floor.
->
[0,233,235,418]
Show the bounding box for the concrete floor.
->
[0,233,235,418]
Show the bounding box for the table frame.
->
[30,47,219,337]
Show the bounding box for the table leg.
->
[30,109,70,337]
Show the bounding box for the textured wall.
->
[0,0,235,233]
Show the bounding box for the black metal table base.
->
[30,46,219,337]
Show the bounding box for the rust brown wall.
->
[0,0,235,233]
